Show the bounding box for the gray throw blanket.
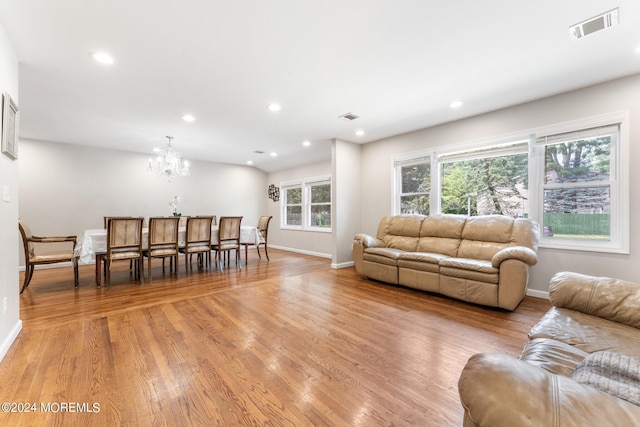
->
[572,351,640,406]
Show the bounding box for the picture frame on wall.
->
[2,92,19,160]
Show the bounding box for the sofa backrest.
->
[376,214,539,258]
[416,214,466,257]
[457,215,539,260]
[376,215,424,252]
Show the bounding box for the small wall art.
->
[1,92,19,160]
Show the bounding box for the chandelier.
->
[147,136,190,182]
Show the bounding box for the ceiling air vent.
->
[570,8,619,39]
[339,112,359,121]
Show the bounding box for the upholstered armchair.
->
[18,219,78,293]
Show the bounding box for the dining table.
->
[74,225,263,285]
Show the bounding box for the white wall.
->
[18,139,268,264]
[360,73,640,294]
[266,160,333,258]
[0,24,21,362]
[332,138,361,267]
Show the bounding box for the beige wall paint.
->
[0,24,21,362]
[359,73,640,294]
[18,139,268,265]
[332,139,361,267]
[266,160,333,258]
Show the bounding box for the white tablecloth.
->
[74,226,262,265]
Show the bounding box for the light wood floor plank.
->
[0,249,550,426]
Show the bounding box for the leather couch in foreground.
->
[352,214,539,310]
[459,272,640,426]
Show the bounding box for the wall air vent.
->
[570,8,619,40]
[339,112,359,121]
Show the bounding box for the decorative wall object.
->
[268,184,280,202]
[1,92,19,160]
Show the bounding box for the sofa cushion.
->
[529,307,640,358]
[439,257,497,273]
[397,251,448,264]
[572,351,640,407]
[378,215,423,252]
[550,272,640,329]
[397,252,445,273]
[363,247,405,266]
[457,215,513,260]
[416,214,466,256]
[520,337,589,377]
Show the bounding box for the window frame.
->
[531,112,629,253]
[281,176,332,232]
[281,182,303,229]
[306,178,332,231]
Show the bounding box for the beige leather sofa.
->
[459,272,640,426]
[352,214,539,310]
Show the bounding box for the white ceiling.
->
[1,1,639,173]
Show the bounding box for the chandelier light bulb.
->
[147,136,190,182]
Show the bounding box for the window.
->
[282,185,302,226]
[438,141,529,217]
[281,176,332,231]
[536,120,627,252]
[308,181,331,228]
[391,112,629,253]
[394,154,431,215]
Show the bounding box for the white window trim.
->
[531,111,629,254]
[281,180,302,230]
[281,176,332,232]
[392,149,433,214]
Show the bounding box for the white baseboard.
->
[331,261,354,269]
[526,288,550,300]
[0,319,23,363]
[268,245,332,259]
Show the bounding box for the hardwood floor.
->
[1,249,550,426]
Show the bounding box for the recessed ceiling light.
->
[270,152,277,157]
[246,160,254,165]
[302,141,311,147]
[91,51,114,65]
[182,114,195,122]
[355,130,365,137]
[449,100,464,109]
[636,45,640,53]
[267,103,281,112]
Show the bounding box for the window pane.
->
[441,153,528,217]
[401,164,430,193]
[286,206,302,226]
[400,195,429,215]
[310,205,331,227]
[543,187,610,240]
[545,137,610,184]
[287,188,302,204]
[310,184,331,203]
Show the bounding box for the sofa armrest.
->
[491,246,537,268]
[459,352,640,427]
[550,272,640,329]
[353,233,384,249]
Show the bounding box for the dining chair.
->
[103,217,144,289]
[212,216,243,271]
[179,216,214,273]
[18,220,78,294]
[145,216,180,282]
[255,215,273,261]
